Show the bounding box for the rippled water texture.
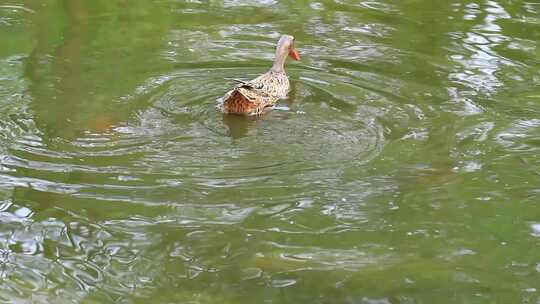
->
[1,1,540,303]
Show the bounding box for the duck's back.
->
[250,70,290,98]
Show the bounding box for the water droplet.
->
[14,206,32,218]
[531,224,540,237]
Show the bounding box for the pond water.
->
[1,0,540,303]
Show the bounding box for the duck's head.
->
[272,35,300,72]
[276,35,300,61]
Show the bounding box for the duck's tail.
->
[221,88,258,115]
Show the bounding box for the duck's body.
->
[219,35,300,115]
[221,71,290,115]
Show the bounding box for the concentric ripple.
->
[1,66,387,206]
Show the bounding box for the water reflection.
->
[221,113,259,139]
[448,1,512,100]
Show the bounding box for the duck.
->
[219,35,300,115]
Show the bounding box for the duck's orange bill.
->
[289,48,300,60]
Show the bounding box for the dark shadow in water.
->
[21,0,105,141]
[22,0,172,141]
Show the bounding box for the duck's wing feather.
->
[233,79,263,90]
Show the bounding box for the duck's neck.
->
[271,47,288,73]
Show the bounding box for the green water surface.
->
[1,0,540,303]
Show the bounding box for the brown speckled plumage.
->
[219,35,300,115]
